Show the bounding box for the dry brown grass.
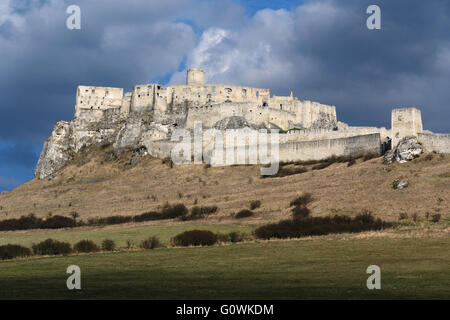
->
[0,152,449,225]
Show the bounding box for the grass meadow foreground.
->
[0,237,449,299]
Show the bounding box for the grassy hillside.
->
[1,237,449,299]
[0,151,449,224]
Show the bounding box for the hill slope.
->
[1,149,449,224]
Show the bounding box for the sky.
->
[1,0,450,190]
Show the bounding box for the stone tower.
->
[186,68,205,86]
[391,107,423,146]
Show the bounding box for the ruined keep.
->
[35,68,450,179]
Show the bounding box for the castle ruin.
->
[35,68,450,179]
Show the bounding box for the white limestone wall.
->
[278,133,381,162]
[418,133,450,153]
[75,86,123,115]
[391,108,423,146]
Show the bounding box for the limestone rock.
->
[384,136,423,164]
[393,179,409,190]
[309,112,338,130]
[34,121,72,179]
[213,116,250,130]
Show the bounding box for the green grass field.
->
[1,237,448,299]
[0,223,254,248]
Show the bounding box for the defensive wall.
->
[417,133,450,153]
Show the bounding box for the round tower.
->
[186,68,205,86]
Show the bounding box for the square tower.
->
[391,107,423,146]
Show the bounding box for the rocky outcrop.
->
[393,179,409,190]
[34,108,170,179]
[213,116,250,130]
[35,108,126,179]
[34,121,72,179]
[384,136,423,164]
[309,112,338,130]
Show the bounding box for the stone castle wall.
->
[418,133,450,153]
[278,133,381,162]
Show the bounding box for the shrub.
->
[92,215,133,226]
[162,157,174,168]
[292,206,311,220]
[126,240,134,249]
[0,244,32,260]
[41,215,76,229]
[172,230,218,246]
[101,239,116,251]
[398,212,408,221]
[216,233,231,243]
[431,214,441,223]
[250,200,261,210]
[73,240,99,253]
[216,231,247,243]
[161,203,188,219]
[140,236,161,250]
[0,214,42,231]
[228,231,247,243]
[188,206,218,219]
[290,193,313,207]
[235,209,254,219]
[134,211,163,222]
[254,211,391,239]
[32,238,72,255]
[347,158,356,167]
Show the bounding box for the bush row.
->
[0,228,251,260]
[0,214,75,231]
[171,230,249,246]
[0,236,164,260]
[254,211,392,239]
[0,203,200,231]
[181,206,218,221]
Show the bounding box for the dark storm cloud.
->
[0,0,246,142]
